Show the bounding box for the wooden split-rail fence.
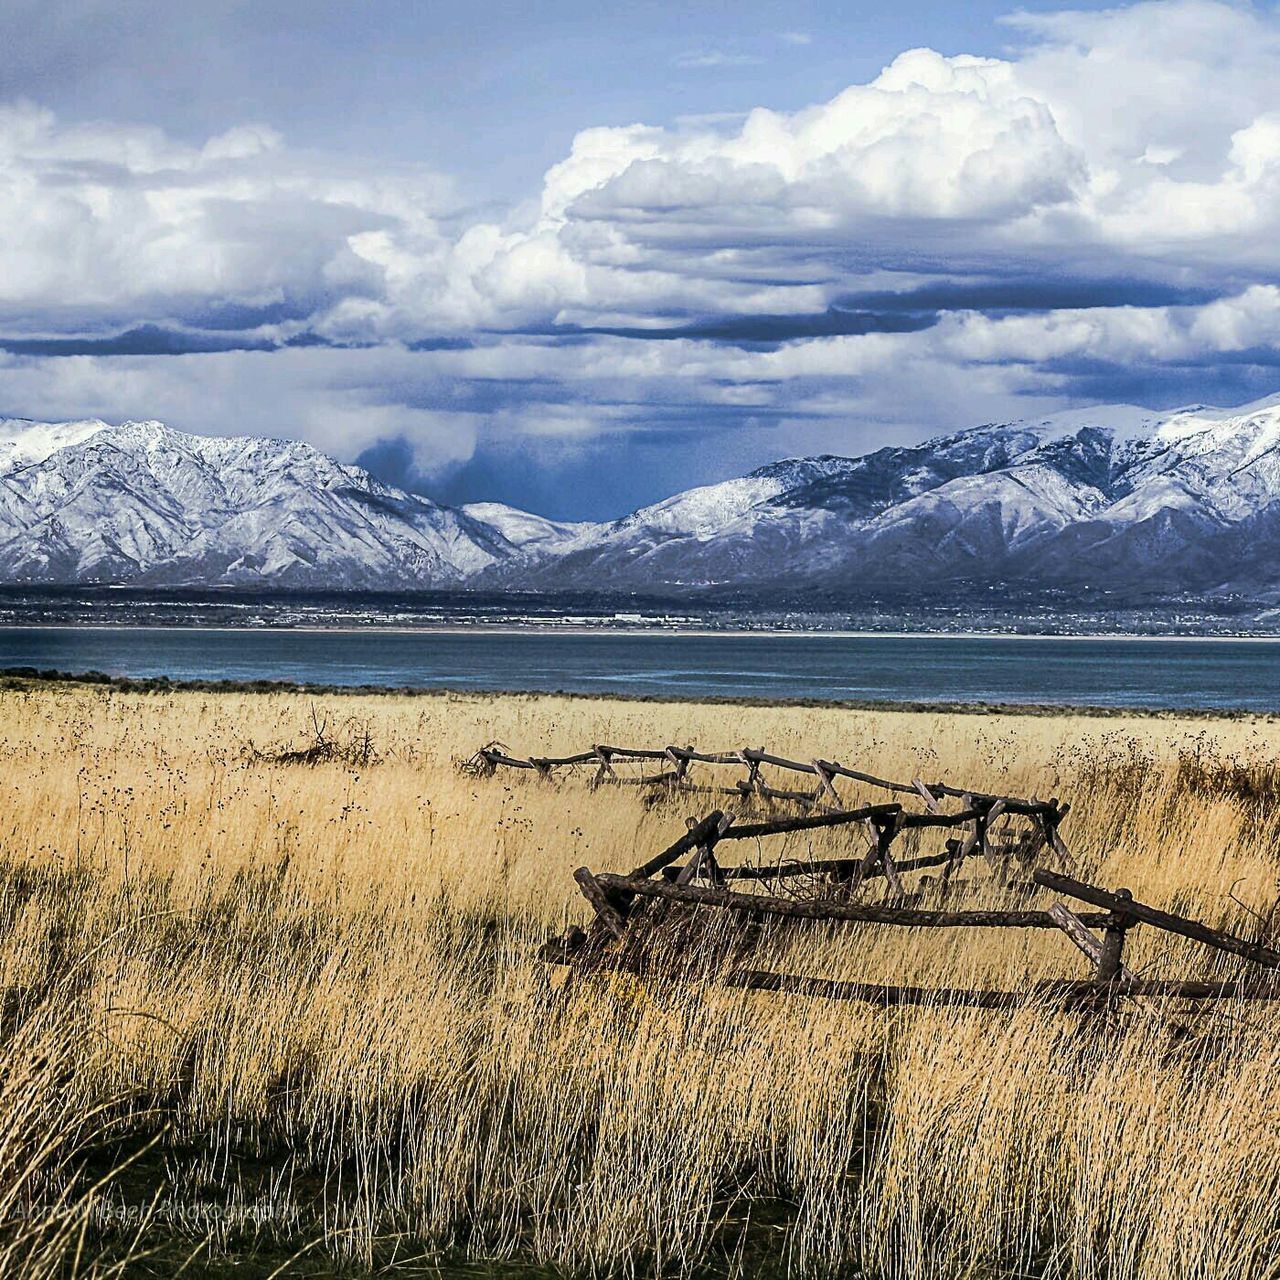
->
[541,799,1280,1013]
[463,739,1074,822]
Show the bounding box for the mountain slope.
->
[6,397,1280,596]
[459,502,595,554]
[484,396,1280,594]
[0,419,539,588]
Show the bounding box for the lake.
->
[3,626,1279,711]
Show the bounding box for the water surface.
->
[3,627,1278,711]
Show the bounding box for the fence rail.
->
[464,738,1070,857]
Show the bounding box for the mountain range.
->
[5,395,1280,599]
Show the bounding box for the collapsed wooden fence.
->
[542,799,1280,1013]
[463,739,1072,821]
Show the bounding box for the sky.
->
[3,0,1280,518]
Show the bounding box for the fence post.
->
[674,811,735,885]
[942,795,980,887]
[811,759,842,810]
[591,746,615,789]
[1096,888,1134,991]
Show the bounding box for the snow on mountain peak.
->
[460,502,596,552]
[611,474,788,539]
[0,418,112,469]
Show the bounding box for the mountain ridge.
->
[4,398,1280,597]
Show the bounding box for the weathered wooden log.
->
[669,748,746,765]
[1033,977,1280,1001]
[629,810,728,880]
[720,803,902,840]
[1006,797,1063,818]
[593,873,1112,929]
[1039,807,1075,868]
[670,856,859,882]
[912,778,943,814]
[851,816,883,889]
[741,748,822,774]
[943,800,982,885]
[675,813,735,887]
[725,969,1036,1008]
[876,816,907,896]
[848,810,906,893]
[811,759,843,809]
[737,779,821,806]
[573,868,628,939]
[742,749,920,796]
[527,751,599,768]
[590,746,616,788]
[467,749,499,776]
[1096,888,1134,985]
[667,839,978,884]
[930,790,1061,819]
[1049,902,1108,966]
[483,750,538,770]
[817,759,920,795]
[901,810,991,829]
[977,798,1007,879]
[1034,871,1280,970]
[879,848,905,897]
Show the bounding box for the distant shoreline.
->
[4,622,1280,642]
[1,666,1271,721]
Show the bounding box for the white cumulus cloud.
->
[0,100,454,331]
[371,1,1280,336]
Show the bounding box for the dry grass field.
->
[2,681,1280,1277]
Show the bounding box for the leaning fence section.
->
[541,797,1280,1015]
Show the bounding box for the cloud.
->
[5,281,1280,520]
[671,50,765,69]
[0,99,455,335]
[9,1,1280,347]
[383,0,1280,345]
[406,47,1086,334]
[5,1,1280,516]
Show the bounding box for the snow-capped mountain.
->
[483,395,1280,595]
[0,418,544,588]
[7,396,1280,596]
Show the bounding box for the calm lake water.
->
[3,626,1280,711]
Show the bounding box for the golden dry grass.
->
[2,682,1280,1277]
